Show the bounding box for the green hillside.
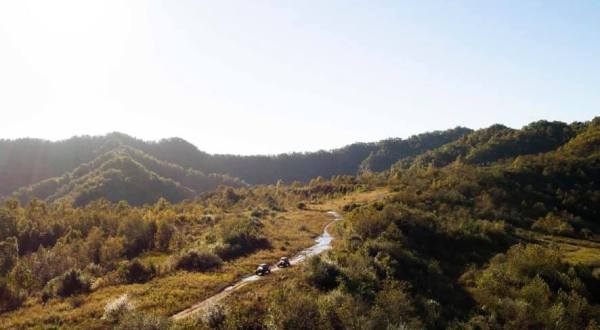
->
[0,117,598,329]
[12,146,244,206]
[0,128,470,198]
[396,120,584,169]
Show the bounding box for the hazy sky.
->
[1,1,598,155]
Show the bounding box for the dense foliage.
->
[398,120,584,169]
[0,117,598,329]
[1,128,470,203]
[11,146,244,206]
[196,118,600,329]
[0,177,354,318]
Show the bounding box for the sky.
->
[0,1,598,155]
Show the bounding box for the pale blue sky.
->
[0,1,598,154]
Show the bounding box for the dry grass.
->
[530,233,600,266]
[0,189,390,329]
[0,211,331,329]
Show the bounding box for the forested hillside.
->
[11,146,244,206]
[395,120,585,169]
[0,117,598,329]
[0,119,589,207]
[0,128,470,204]
[0,134,215,197]
[200,117,600,329]
[198,127,472,183]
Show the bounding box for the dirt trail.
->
[171,211,342,321]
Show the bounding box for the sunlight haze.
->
[1,1,598,154]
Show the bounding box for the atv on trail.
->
[277,257,291,268]
[256,263,271,276]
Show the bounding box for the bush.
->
[117,259,156,284]
[202,303,226,329]
[175,250,223,272]
[342,202,361,212]
[532,212,575,236]
[305,256,342,290]
[59,269,91,297]
[250,208,266,218]
[266,286,321,330]
[45,269,91,298]
[216,217,269,259]
[103,294,134,324]
[472,244,597,329]
[0,280,26,311]
[116,311,171,330]
[68,296,85,309]
[224,299,267,329]
[0,237,18,277]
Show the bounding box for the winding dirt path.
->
[171,211,342,321]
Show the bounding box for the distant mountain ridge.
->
[11,145,244,206]
[0,127,473,204]
[393,120,587,170]
[2,118,595,206]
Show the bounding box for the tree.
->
[118,259,155,284]
[85,227,105,264]
[304,256,341,291]
[266,286,322,330]
[0,209,17,240]
[0,237,18,277]
[100,237,124,268]
[8,261,34,292]
[154,220,174,252]
[175,250,222,272]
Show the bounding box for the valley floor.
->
[0,189,389,329]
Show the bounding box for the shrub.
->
[0,237,18,277]
[116,312,171,330]
[472,244,597,329]
[84,263,105,277]
[68,296,85,309]
[175,250,223,272]
[342,202,361,212]
[266,286,321,330]
[117,259,156,284]
[0,280,26,311]
[250,208,265,218]
[154,220,175,252]
[60,269,91,297]
[103,294,134,323]
[224,299,267,329]
[42,269,91,300]
[532,212,575,236]
[202,303,226,329]
[305,256,341,290]
[216,217,269,259]
[45,269,91,298]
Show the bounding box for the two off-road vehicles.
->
[256,257,291,276]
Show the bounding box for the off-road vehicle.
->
[277,257,291,268]
[256,263,271,276]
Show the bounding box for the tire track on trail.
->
[171,211,342,321]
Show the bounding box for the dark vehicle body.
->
[277,257,291,268]
[256,263,271,276]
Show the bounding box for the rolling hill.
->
[0,128,472,205]
[0,117,599,329]
[1,118,595,206]
[11,145,244,206]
